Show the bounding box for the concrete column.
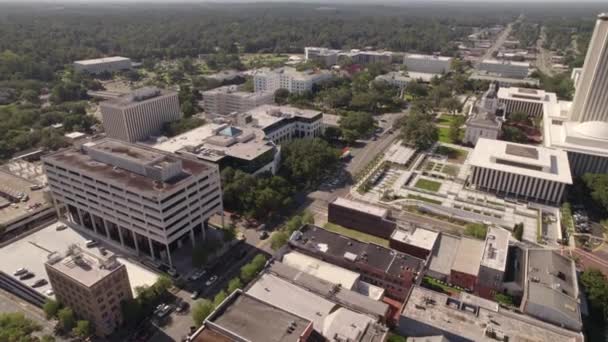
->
[148,237,155,259]
[76,207,84,228]
[102,219,111,239]
[132,230,140,254]
[117,225,125,248]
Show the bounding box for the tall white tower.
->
[569,13,608,123]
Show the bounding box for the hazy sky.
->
[0,0,606,2]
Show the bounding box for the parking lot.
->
[0,221,159,299]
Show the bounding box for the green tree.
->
[192,299,214,327]
[513,223,524,241]
[448,116,465,144]
[41,335,56,342]
[508,111,529,124]
[213,290,228,307]
[57,307,76,333]
[280,138,340,189]
[339,111,375,144]
[270,231,289,251]
[0,313,41,342]
[441,97,462,114]
[582,173,608,212]
[223,224,236,242]
[274,88,290,105]
[405,80,428,98]
[580,269,608,317]
[301,211,315,225]
[285,215,303,234]
[323,126,342,141]
[72,320,92,338]
[399,112,438,150]
[227,277,243,294]
[43,299,61,319]
[502,126,527,143]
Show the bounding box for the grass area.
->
[436,145,468,164]
[561,202,575,234]
[414,178,442,192]
[436,114,462,126]
[422,276,462,294]
[442,165,460,177]
[464,223,488,240]
[438,126,453,143]
[407,194,443,205]
[323,222,389,247]
[495,293,515,306]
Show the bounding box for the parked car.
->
[175,300,189,313]
[19,272,35,280]
[167,268,180,279]
[188,269,206,281]
[190,291,200,299]
[32,279,48,287]
[205,275,218,287]
[154,304,172,318]
[56,224,67,231]
[14,268,28,276]
[44,289,54,296]
[258,231,269,240]
[85,240,98,248]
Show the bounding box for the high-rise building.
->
[100,87,181,142]
[202,85,274,115]
[45,245,132,336]
[544,13,608,175]
[42,138,223,267]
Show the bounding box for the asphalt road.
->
[475,21,515,67]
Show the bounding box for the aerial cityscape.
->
[1,1,608,341]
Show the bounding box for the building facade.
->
[375,72,411,89]
[100,87,181,142]
[479,59,530,79]
[403,54,452,74]
[468,138,572,204]
[45,246,133,336]
[238,105,323,145]
[497,87,557,118]
[304,47,340,67]
[73,56,132,74]
[328,197,396,239]
[202,85,274,115]
[253,67,333,94]
[42,139,223,267]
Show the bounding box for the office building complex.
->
[464,82,504,145]
[374,71,411,89]
[521,249,582,331]
[403,54,453,74]
[304,47,340,67]
[73,56,132,74]
[100,87,181,143]
[399,286,583,341]
[328,197,396,239]
[479,59,530,79]
[468,138,572,204]
[289,224,424,300]
[497,87,557,118]
[544,13,608,175]
[202,85,274,115]
[45,245,132,336]
[238,105,323,144]
[151,123,280,175]
[344,50,393,65]
[42,139,222,267]
[253,67,332,94]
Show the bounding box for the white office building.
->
[464,83,504,145]
[468,138,572,204]
[304,47,340,67]
[253,67,333,94]
[375,71,411,89]
[544,13,608,175]
[342,49,393,65]
[238,105,323,145]
[202,85,274,115]
[42,139,223,267]
[403,54,453,74]
[100,87,181,143]
[497,87,557,118]
[479,59,530,79]
[73,56,132,74]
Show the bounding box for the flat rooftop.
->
[480,227,510,272]
[269,261,389,318]
[0,221,158,298]
[291,225,424,276]
[469,72,540,86]
[244,105,322,129]
[43,138,209,197]
[321,113,340,127]
[481,59,530,67]
[401,286,583,342]
[498,86,557,103]
[331,197,388,218]
[451,237,484,276]
[0,169,51,226]
[391,228,438,251]
[151,123,274,162]
[203,85,272,99]
[205,290,312,342]
[101,87,176,108]
[46,246,124,288]
[282,251,360,290]
[74,56,130,65]
[468,138,572,184]
[428,233,461,277]
[404,54,452,61]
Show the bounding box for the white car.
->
[44,289,54,296]
[14,268,28,276]
[205,275,218,287]
[189,270,206,281]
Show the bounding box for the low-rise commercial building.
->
[375,71,411,89]
[469,72,540,87]
[191,290,314,342]
[450,237,485,290]
[468,138,572,204]
[42,138,223,267]
[45,245,133,336]
[476,226,510,298]
[479,59,530,79]
[100,87,181,142]
[289,224,424,300]
[151,123,280,175]
[73,56,132,74]
[304,47,340,67]
[202,85,274,115]
[521,249,582,331]
[399,286,583,341]
[253,67,333,94]
[328,197,396,239]
[389,228,438,260]
[497,86,557,118]
[344,50,393,65]
[403,54,452,74]
[238,105,323,145]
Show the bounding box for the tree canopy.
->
[0,312,41,342]
[399,111,438,150]
[280,138,340,189]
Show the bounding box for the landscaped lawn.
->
[407,194,443,205]
[414,178,442,192]
[323,222,389,247]
[436,114,462,126]
[438,127,453,143]
[436,145,469,164]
